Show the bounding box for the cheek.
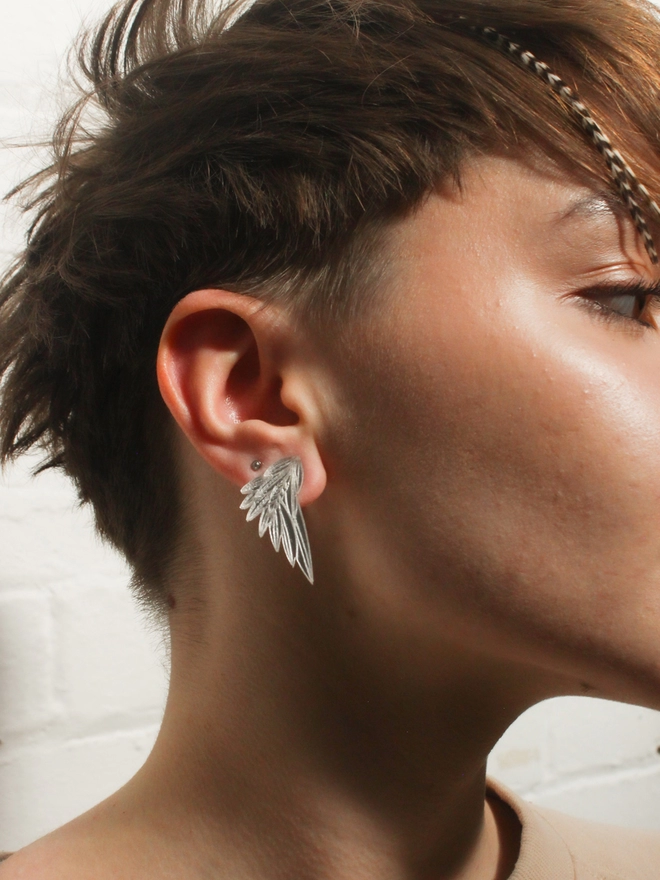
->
[332,281,660,677]
[373,281,660,543]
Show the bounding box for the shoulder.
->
[488,776,660,880]
[0,826,107,880]
[0,840,73,880]
[535,803,660,879]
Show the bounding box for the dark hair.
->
[2,0,660,615]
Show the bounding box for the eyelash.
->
[574,279,660,330]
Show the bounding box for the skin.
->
[5,153,660,879]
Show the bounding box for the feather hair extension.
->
[457,19,660,264]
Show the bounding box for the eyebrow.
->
[555,190,629,225]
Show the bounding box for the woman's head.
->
[2,0,660,656]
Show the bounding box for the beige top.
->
[1,780,660,876]
[488,777,660,879]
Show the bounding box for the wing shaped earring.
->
[240,456,314,583]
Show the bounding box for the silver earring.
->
[240,456,314,583]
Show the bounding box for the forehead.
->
[446,152,622,219]
[395,154,644,264]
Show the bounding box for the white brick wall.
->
[0,457,168,850]
[1,0,660,853]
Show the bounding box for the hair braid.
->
[460,20,660,264]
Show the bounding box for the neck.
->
[96,553,552,880]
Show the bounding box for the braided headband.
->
[458,19,660,264]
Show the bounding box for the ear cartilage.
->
[240,456,314,583]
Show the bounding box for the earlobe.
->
[156,288,327,504]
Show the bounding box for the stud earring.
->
[240,456,314,583]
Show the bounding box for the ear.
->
[157,289,326,506]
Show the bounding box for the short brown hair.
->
[2,0,660,615]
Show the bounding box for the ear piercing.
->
[251,459,263,471]
[240,456,314,583]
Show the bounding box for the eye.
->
[574,280,660,329]
[593,291,646,320]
